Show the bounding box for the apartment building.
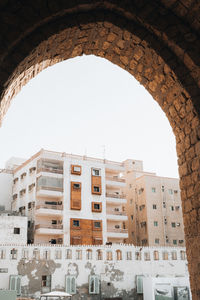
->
[10,149,128,245]
[124,161,185,247]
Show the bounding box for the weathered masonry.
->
[0,244,190,299]
[0,1,200,298]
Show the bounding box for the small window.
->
[22,249,29,259]
[97,249,103,260]
[86,249,93,260]
[76,250,82,260]
[116,250,122,260]
[135,251,141,260]
[73,183,81,190]
[171,251,177,260]
[144,252,150,261]
[168,189,173,195]
[66,249,72,259]
[11,249,17,260]
[153,204,157,209]
[154,251,159,260]
[52,220,57,225]
[94,186,100,192]
[131,215,133,221]
[162,251,168,260]
[126,251,132,260]
[106,251,113,260]
[173,240,177,245]
[155,238,159,244]
[73,220,80,227]
[179,239,184,244]
[94,203,100,210]
[55,250,62,259]
[92,168,101,176]
[9,275,21,296]
[180,250,186,260]
[94,221,101,229]
[14,228,20,234]
[71,165,81,175]
[171,206,174,211]
[154,221,158,227]
[161,185,164,192]
[171,222,176,228]
[92,202,102,212]
[42,275,51,287]
[152,187,156,193]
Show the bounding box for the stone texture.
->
[0,1,200,298]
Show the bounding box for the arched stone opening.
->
[0,2,200,298]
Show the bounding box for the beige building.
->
[124,161,185,247]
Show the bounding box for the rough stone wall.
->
[0,1,199,298]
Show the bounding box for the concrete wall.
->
[0,216,27,244]
[0,170,13,210]
[0,244,190,299]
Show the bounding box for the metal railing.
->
[106,193,126,199]
[106,210,127,216]
[35,224,63,230]
[37,167,63,174]
[107,228,128,234]
[36,185,63,192]
[36,204,63,210]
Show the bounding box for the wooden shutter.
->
[136,275,143,294]
[70,182,81,210]
[65,275,76,294]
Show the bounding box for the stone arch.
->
[0,2,200,298]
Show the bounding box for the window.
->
[163,202,166,208]
[86,249,92,260]
[9,275,21,296]
[71,165,81,175]
[161,185,164,192]
[173,240,177,245]
[73,220,80,227]
[22,249,29,259]
[93,186,100,193]
[126,251,132,260]
[89,275,100,294]
[11,249,17,259]
[42,275,51,287]
[171,251,177,260]
[154,221,158,227]
[180,250,186,260]
[73,183,81,189]
[152,187,156,193]
[168,189,173,195]
[66,249,72,259]
[136,275,143,294]
[153,204,157,209]
[0,249,6,259]
[93,221,101,230]
[106,251,113,260]
[154,251,159,260]
[162,251,168,260]
[43,250,50,260]
[76,250,82,260]
[131,215,133,221]
[20,172,26,180]
[33,249,40,259]
[179,239,184,244]
[135,251,141,260]
[138,188,144,194]
[171,222,176,228]
[65,275,76,294]
[116,250,122,260]
[52,220,57,225]
[155,238,159,244]
[92,202,102,212]
[55,250,62,259]
[92,168,101,176]
[171,206,174,211]
[14,227,20,234]
[144,252,150,261]
[0,268,8,273]
[141,239,147,245]
[97,249,103,260]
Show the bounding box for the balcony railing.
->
[35,224,63,230]
[37,167,63,174]
[107,228,128,234]
[106,177,125,183]
[106,193,126,199]
[107,210,127,216]
[36,186,63,192]
[36,204,63,210]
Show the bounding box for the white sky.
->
[0,55,178,178]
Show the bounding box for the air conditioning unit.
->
[57,238,63,244]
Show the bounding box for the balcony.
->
[37,158,63,175]
[35,224,63,235]
[107,228,128,238]
[106,176,126,187]
[35,204,63,216]
[106,193,126,204]
[106,210,127,221]
[36,186,63,198]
